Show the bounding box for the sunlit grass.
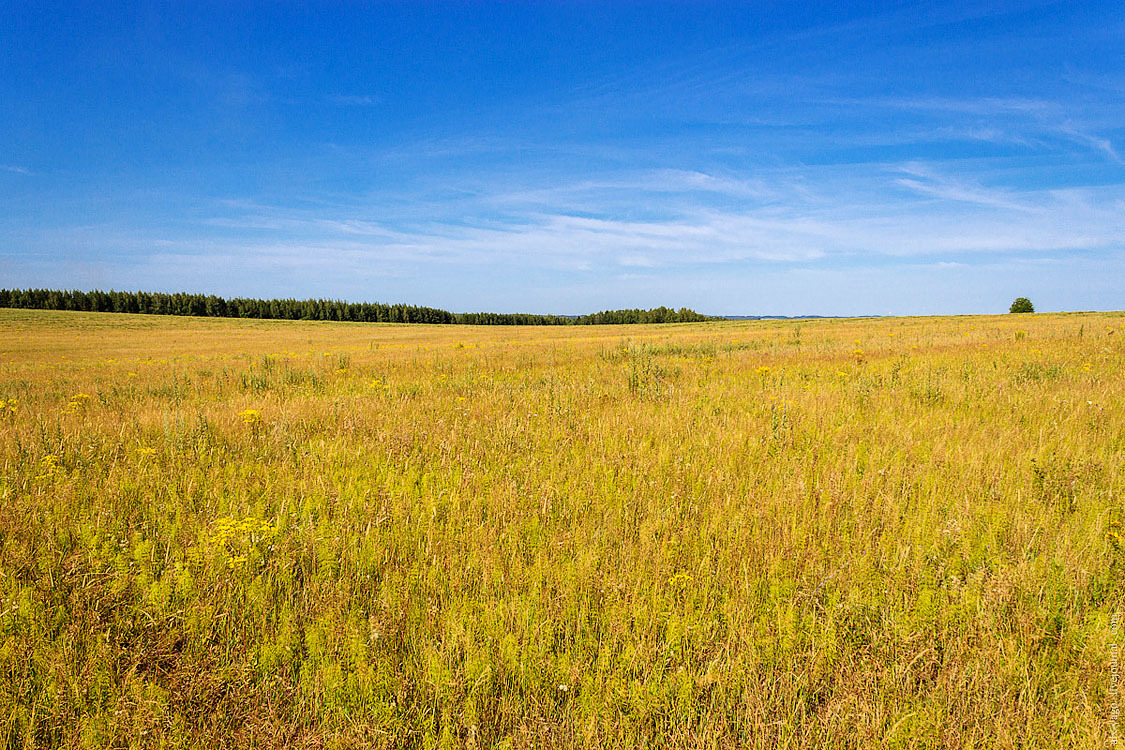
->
[1,308,1123,748]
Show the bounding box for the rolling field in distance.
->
[2,308,1123,748]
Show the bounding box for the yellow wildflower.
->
[62,393,93,414]
[238,409,262,425]
[668,572,694,588]
[35,454,60,480]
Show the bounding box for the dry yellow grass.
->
[1,308,1123,748]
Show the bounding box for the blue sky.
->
[2,1,1123,315]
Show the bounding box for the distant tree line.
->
[0,288,458,324]
[571,307,708,325]
[0,288,709,326]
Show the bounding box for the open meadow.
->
[1,308,1123,748]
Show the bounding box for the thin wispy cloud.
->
[103,164,1119,281]
[860,95,1122,162]
[1055,122,1122,163]
[326,94,380,107]
[892,166,1035,212]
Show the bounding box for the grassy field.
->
[1,308,1123,748]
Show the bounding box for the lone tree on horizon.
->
[1009,297,1035,313]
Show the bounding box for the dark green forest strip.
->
[0,288,709,325]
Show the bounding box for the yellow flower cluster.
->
[667,571,694,588]
[35,454,59,480]
[0,398,16,419]
[210,516,277,566]
[62,393,92,414]
[238,408,262,425]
